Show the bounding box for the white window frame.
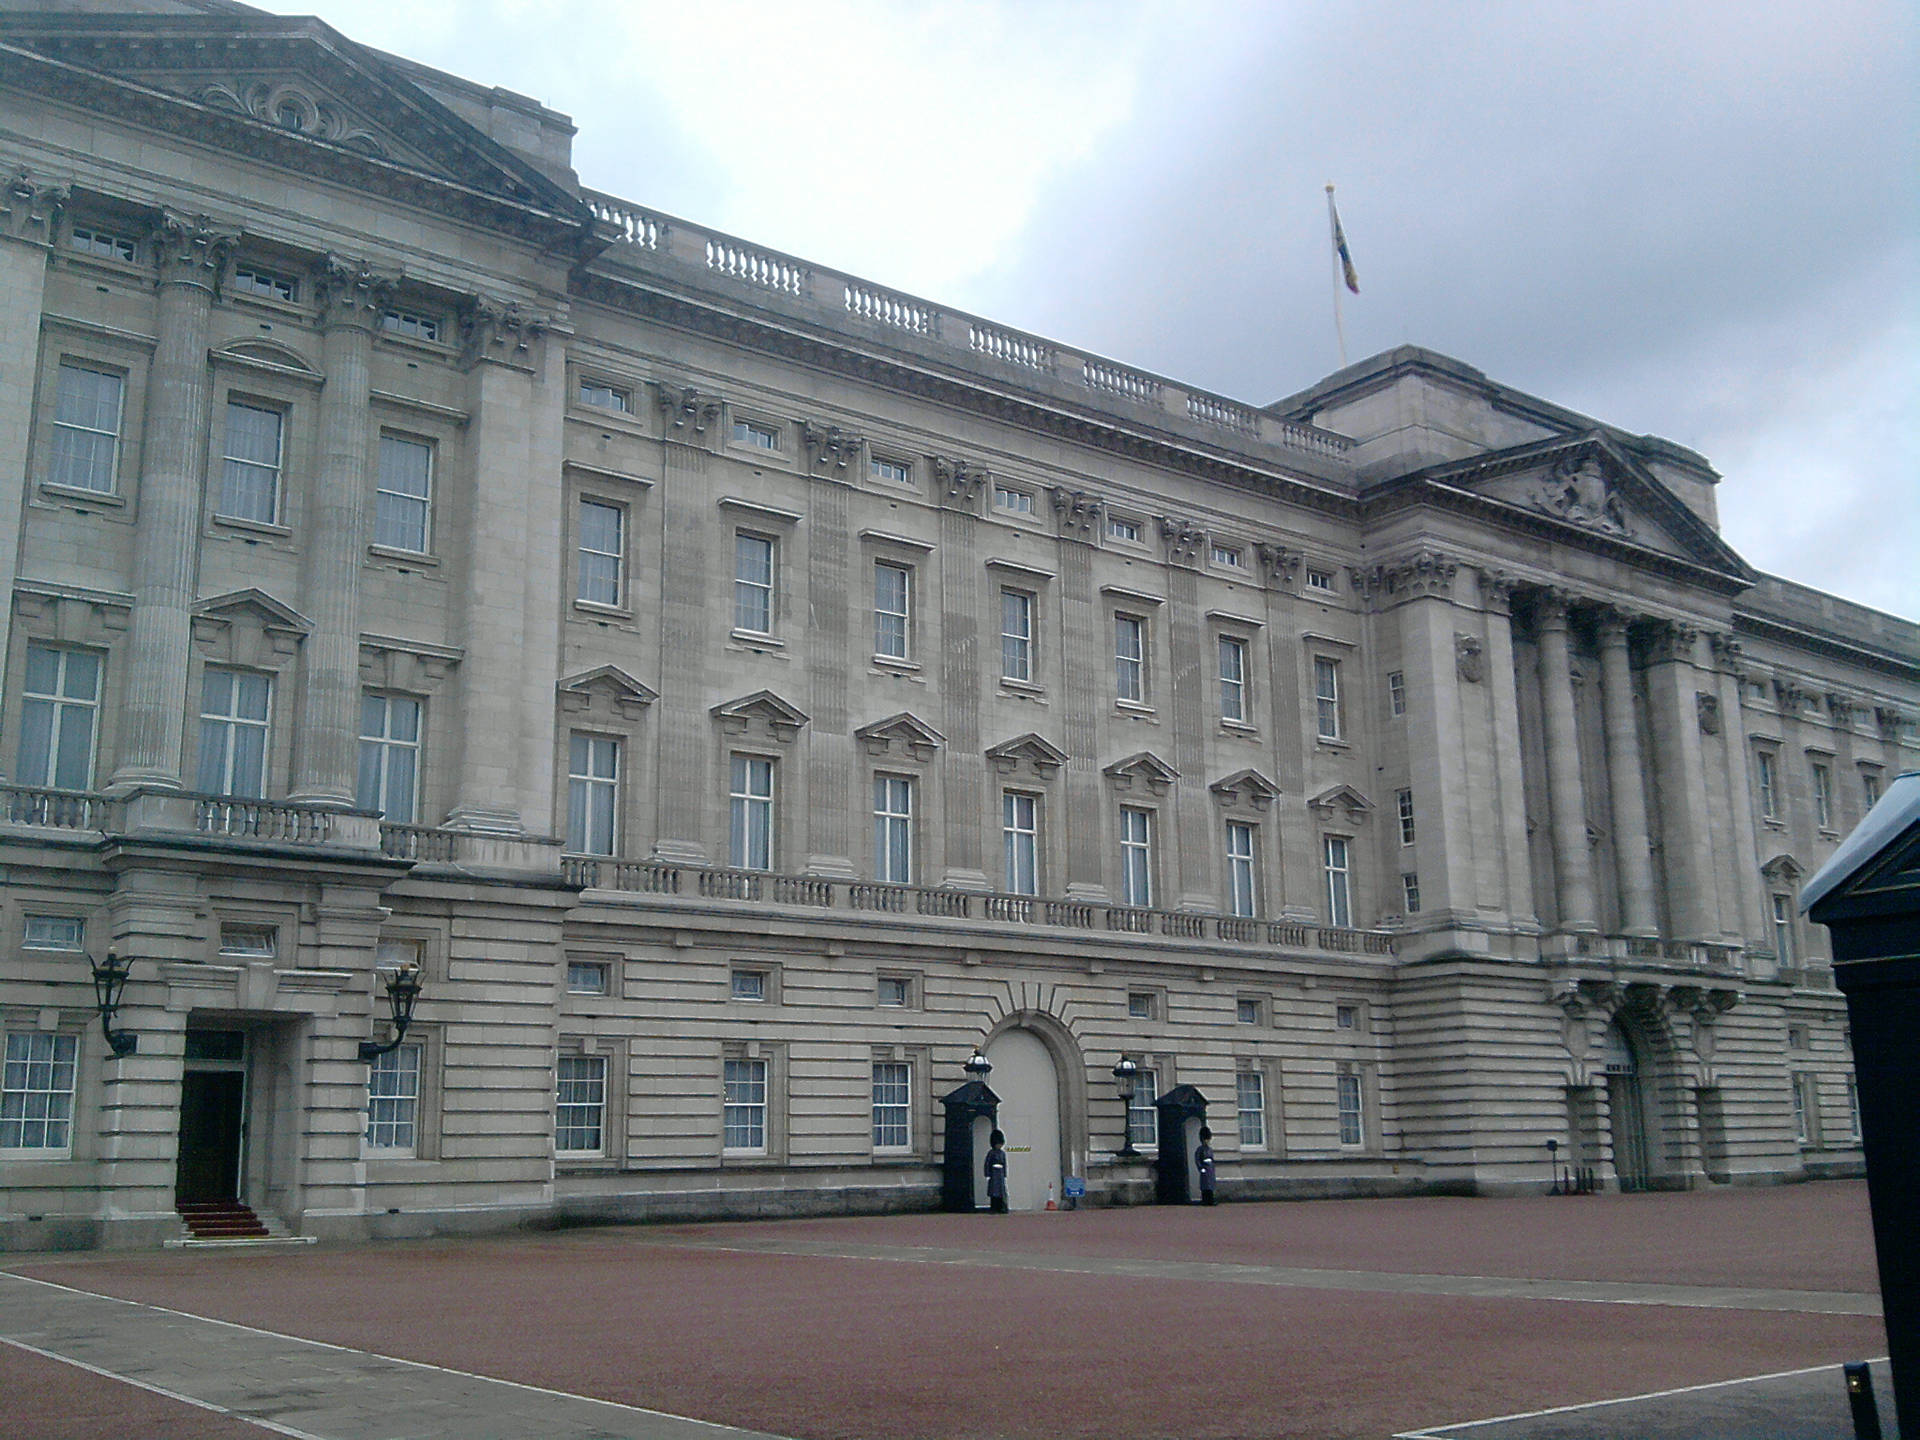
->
[1756,749,1779,821]
[1324,834,1353,929]
[566,960,611,996]
[730,968,769,1002]
[1812,761,1833,830]
[357,691,421,824]
[1106,515,1141,543]
[1000,588,1034,682]
[578,379,633,414]
[19,644,101,791]
[872,1060,912,1151]
[233,265,298,303]
[48,360,125,494]
[219,923,277,958]
[1,1031,80,1154]
[217,400,284,524]
[374,433,433,554]
[730,754,776,871]
[567,732,620,857]
[869,455,912,485]
[197,667,271,798]
[1119,805,1153,908]
[577,498,626,608]
[1306,568,1336,593]
[381,309,441,343]
[1402,872,1422,914]
[1314,656,1343,741]
[1128,1065,1159,1148]
[365,1041,422,1154]
[723,1056,769,1153]
[1226,820,1258,918]
[1218,635,1248,723]
[1209,542,1245,570]
[874,774,913,885]
[1003,790,1039,895]
[873,560,912,660]
[734,531,776,635]
[731,418,780,451]
[877,974,913,1008]
[23,914,86,951]
[1337,1069,1365,1146]
[992,484,1034,515]
[1236,997,1262,1025]
[555,1053,607,1155]
[1236,1068,1267,1149]
[1114,614,1146,704]
[1772,893,1796,964]
[69,225,137,263]
[1396,789,1416,846]
[1387,670,1406,716]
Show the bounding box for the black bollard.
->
[1844,1361,1883,1440]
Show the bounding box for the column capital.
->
[1476,568,1522,615]
[1050,486,1104,543]
[801,421,862,476]
[459,293,545,368]
[1644,618,1701,665]
[313,254,396,331]
[1158,515,1205,568]
[1595,607,1637,646]
[0,166,66,246]
[1706,630,1744,673]
[1257,542,1301,587]
[154,209,239,292]
[1535,586,1577,628]
[653,381,720,441]
[930,455,986,510]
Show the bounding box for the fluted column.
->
[649,388,718,863]
[290,258,387,805]
[804,465,854,878]
[1536,591,1596,930]
[935,460,987,889]
[110,211,237,790]
[1480,572,1538,931]
[1053,491,1105,899]
[1597,612,1658,935]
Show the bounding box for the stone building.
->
[1,2,1914,1249]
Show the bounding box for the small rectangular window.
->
[381,309,440,343]
[375,435,433,553]
[49,362,126,494]
[1000,589,1034,683]
[723,1056,768,1151]
[1107,516,1141,543]
[1314,657,1343,741]
[992,485,1034,515]
[1388,671,1406,716]
[1218,636,1248,723]
[872,1060,912,1150]
[233,265,298,303]
[218,401,284,523]
[1336,1003,1359,1031]
[874,561,912,660]
[1,1032,79,1152]
[23,915,85,951]
[1209,543,1244,570]
[877,975,912,1008]
[1127,991,1155,1022]
[732,418,779,451]
[577,499,625,607]
[734,532,776,634]
[1114,614,1146,703]
[566,961,610,996]
[1119,806,1153,908]
[1306,568,1336,593]
[365,1043,421,1152]
[555,1054,606,1154]
[730,755,776,871]
[869,455,912,485]
[1236,1069,1266,1149]
[1236,997,1262,1025]
[69,225,137,263]
[219,923,277,957]
[1402,873,1422,914]
[1396,789,1416,846]
[578,380,633,414]
[730,968,768,1002]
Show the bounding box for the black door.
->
[176,1071,245,1203]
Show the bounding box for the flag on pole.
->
[1329,193,1360,294]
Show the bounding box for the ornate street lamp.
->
[963,1048,993,1082]
[89,951,138,1057]
[1113,1054,1140,1157]
[359,961,423,1061]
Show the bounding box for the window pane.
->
[376,436,432,551]
[50,364,124,492]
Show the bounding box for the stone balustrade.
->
[580,188,1354,467]
[0,783,115,831]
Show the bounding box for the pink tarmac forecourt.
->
[4,1181,1886,1440]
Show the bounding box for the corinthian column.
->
[110,212,238,790]
[1597,612,1658,935]
[1536,591,1596,930]
[290,258,388,806]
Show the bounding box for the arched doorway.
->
[1602,1020,1652,1191]
[982,1028,1062,1211]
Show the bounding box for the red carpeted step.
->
[177,1201,272,1238]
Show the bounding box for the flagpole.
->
[1326,183,1348,370]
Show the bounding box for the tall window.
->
[874,561,911,659]
[1812,762,1833,829]
[1387,670,1406,717]
[577,500,624,606]
[734,532,775,633]
[1003,791,1039,895]
[1114,615,1145,703]
[357,693,421,823]
[567,733,619,856]
[218,401,283,523]
[1790,1073,1812,1144]
[1128,1066,1159,1147]
[1314,657,1343,741]
[197,668,271,797]
[1236,1069,1266,1148]
[1402,873,1422,914]
[1218,636,1247,723]
[1226,821,1257,918]
[1119,806,1153,908]
[874,775,913,884]
[730,755,775,871]
[872,1061,911,1150]
[1,1032,78,1152]
[375,435,433,552]
[1772,893,1795,964]
[1324,835,1353,929]
[19,645,100,790]
[1396,789,1416,846]
[1863,771,1882,808]
[365,1043,421,1152]
[1756,750,1779,820]
[49,362,124,493]
[1337,1070,1365,1146]
[723,1057,768,1151]
[1001,588,1034,682]
[554,1054,606,1154]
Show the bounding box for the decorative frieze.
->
[1527,451,1629,535]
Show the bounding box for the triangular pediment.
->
[195,588,309,633]
[985,732,1069,777]
[1210,767,1280,810]
[0,14,589,239]
[559,666,656,720]
[1309,784,1373,819]
[712,690,809,741]
[855,712,945,760]
[1104,752,1179,793]
[1416,434,1753,582]
[1760,853,1805,883]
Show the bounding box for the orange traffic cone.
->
[1045,1183,1057,1210]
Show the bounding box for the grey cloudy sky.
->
[264,0,1917,620]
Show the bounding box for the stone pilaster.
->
[1645,620,1715,940]
[1597,612,1658,935]
[1391,552,1476,925]
[804,470,854,878]
[110,211,238,790]
[290,257,388,806]
[1714,636,1768,950]
[1161,525,1211,911]
[1479,572,1539,932]
[935,458,987,888]
[1258,542,1309,916]
[1053,489,1105,899]
[1535,590,1596,931]
[648,385,720,863]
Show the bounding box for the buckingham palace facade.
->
[1,2,1915,1249]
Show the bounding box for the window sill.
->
[39,482,126,509]
[871,654,920,674]
[568,401,648,433]
[212,513,292,540]
[1316,735,1350,749]
[999,678,1047,699]
[1220,720,1259,738]
[368,544,439,568]
[573,600,634,623]
[374,330,452,362]
[1114,700,1158,719]
[730,630,786,651]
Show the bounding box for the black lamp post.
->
[89,951,138,1057]
[1113,1054,1140,1157]
[1546,1137,1562,1195]
[359,962,423,1061]
[963,1048,993,1082]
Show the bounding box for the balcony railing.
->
[0,784,113,831]
[562,859,1397,958]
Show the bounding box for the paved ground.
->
[0,1181,1896,1439]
